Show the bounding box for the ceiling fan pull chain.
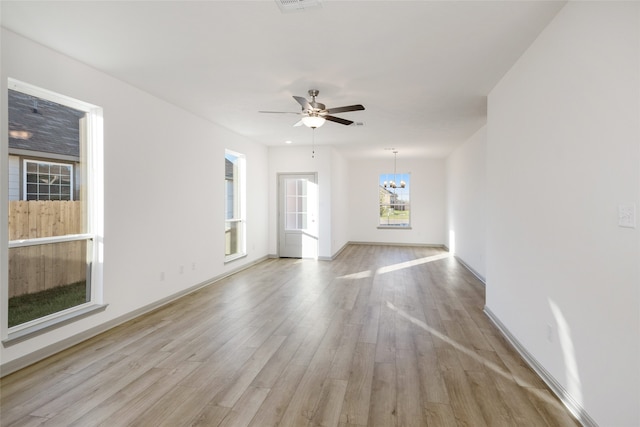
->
[312,127,316,158]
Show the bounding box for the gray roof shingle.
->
[9,90,84,158]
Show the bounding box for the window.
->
[379,172,411,227]
[225,150,246,261]
[24,160,74,201]
[5,79,103,340]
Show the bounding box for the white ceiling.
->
[1,1,565,159]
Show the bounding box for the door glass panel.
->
[285,213,296,230]
[284,178,309,231]
[286,196,297,212]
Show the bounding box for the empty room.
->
[1,1,639,426]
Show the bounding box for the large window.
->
[225,150,246,261]
[5,79,103,339]
[379,172,411,227]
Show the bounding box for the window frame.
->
[224,149,246,263]
[2,79,105,345]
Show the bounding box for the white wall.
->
[446,125,486,280]
[486,2,639,426]
[1,29,269,369]
[348,157,446,246]
[330,148,350,256]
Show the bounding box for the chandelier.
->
[383,150,406,189]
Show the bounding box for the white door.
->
[278,173,318,258]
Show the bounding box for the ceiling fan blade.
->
[293,96,311,110]
[325,104,365,114]
[259,110,301,114]
[325,115,354,126]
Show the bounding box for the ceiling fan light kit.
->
[301,115,325,128]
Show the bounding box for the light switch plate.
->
[618,204,636,228]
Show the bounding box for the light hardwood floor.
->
[0,245,580,426]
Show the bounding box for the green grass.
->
[380,209,410,225]
[388,210,410,219]
[8,281,87,327]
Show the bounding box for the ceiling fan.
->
[259,89,365,128]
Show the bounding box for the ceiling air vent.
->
[275,0,322,13]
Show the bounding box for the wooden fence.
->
[8,201,87,298]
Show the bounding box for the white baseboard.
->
[279,242,445,262]
[1,255,270,377]
[321,242,445,261]
[484,307,598,427]
[317,241,350,261]
[453,255,486,284]
[347,241,445,248]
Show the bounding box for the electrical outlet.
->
[191,262,196,271]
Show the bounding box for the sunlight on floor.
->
[386,301,569,411]
[337,270,373,280]
[338,252,450,280]
[376,253,451,275]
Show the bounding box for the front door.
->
[278,173,318,258]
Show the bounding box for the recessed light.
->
[285,140,293,144]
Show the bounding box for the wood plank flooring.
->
[0,245,581,426]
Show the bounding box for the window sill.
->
[377,226,413,230]
[224,253,247,264]
[3,303,108,347]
